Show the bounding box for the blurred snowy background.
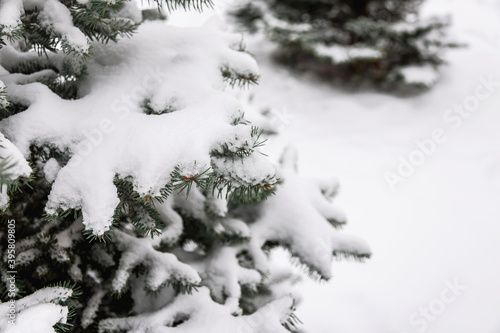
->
[168,0,500,332]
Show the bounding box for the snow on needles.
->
[0,22,267,235]
[0,132,32,211]
[0,0,23,32]
[241,146,371,279]
[0,0,90,53]
[37,0,90,53]
[0,287,73,333]
[99,287,294,333]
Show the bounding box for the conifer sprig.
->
[156,0,214,12]
[221,66,260,87]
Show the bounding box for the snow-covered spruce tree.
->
[231,0,456,92]
[0,0,370,332]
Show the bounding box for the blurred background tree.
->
[231,0,458,93]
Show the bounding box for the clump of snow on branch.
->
[238,146,371,279]
[0,286,73,333]
[0,131,32,210]
[0,22,267,235]
[99,287,294,333]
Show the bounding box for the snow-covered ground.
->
[169,0,500,332]
[246,0,500,332]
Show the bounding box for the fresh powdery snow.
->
[99,287,294,333]
[37,0,90,52]
[0,287,73,333]
[0,22,268,236]
[0,132,32,210]
[0,0,23,32]
[0,0,90,52]
[240,0,500,332]
[241,146,370,280]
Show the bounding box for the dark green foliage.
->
[0,24,23,49]
[178,213,249,251]
[141,8,168,22]
[142,99,177,115]
[222,66,260,87]
[232,0,458,92]
[212,175,279,204]
[71,1,138,44]
[0,160,34,198]
[212,126,267,159]
[0,0,140,101]
[0,129,278,330]
[51,282,82,332]
[113,176,165,239]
